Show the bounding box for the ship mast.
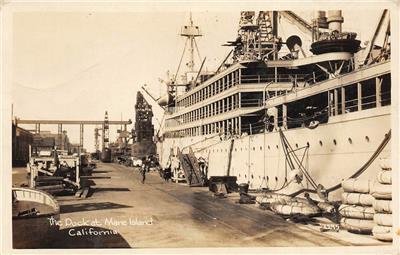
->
[171,13,203,106]
[180,13,202,74]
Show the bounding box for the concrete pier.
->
[12,163,387,248]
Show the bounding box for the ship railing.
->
[239,55,390,87]
[380,91,391,106]
[241,74,308,84]
[331,93,388,114]
[164,90,390,129]
[344,98,359,113]
[240,98,264,107]
[240,122,266,135]
[165,99,265,128]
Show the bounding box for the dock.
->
[12,163,387,248]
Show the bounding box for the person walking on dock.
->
[163,163,172,182]
[140,157,147,184]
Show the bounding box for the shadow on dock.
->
[92,170,111,174]
[60,202,132,213]
[86,187,131,197]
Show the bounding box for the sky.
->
[11,9,384,151]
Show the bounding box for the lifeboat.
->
[12,187,60,248]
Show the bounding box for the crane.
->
[280,11,314,36]
[362,10,390,65]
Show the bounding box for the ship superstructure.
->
[155,10,391,200]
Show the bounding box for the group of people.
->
[138,155,172,184]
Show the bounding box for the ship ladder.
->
[177,147,205,187]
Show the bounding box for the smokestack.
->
[327,10,344,33]
[313,11,328,29]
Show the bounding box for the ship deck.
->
[12,163,390,249]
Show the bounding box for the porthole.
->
[295,143,299,148]
[276,145,279,149]
[319,140,323,146]
[333,139,337,145]
[348,138,353,144]
[365,136,370,142]
[268,145,270,150]
[251,174,254,179]
[260,146,263,150]
[275,176,278,181]
[253,147,255,151]
[245,174,247,178]
[266,176,269,180]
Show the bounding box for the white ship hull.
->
[158,105,390,200]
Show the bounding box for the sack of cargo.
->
[372,225,393,242]
[339,218,374,234]
[270,202,320,216]
[373,199,392,213]
[370,182,391,199]
[342,178,372,194]
[373,213,392,227]
[339,204,374,220]
[379,157,391,170]
[317,201,335,214]
[341,192,374,206]
[256,194,291,205]
[377,170,392,185]
[256,196,286,205]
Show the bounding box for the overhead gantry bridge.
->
[15,118,132,148]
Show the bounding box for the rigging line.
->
[173,38,189,83]
[156,114,166,138]
[281,129,318,189]
[289,129,391,197]
[261,179,291,193]
[326,129,391,193]
[279,128,295,170]
[278,14,287,43]
[193,39,202,64]
[182,133,221,150]
[299,146,309,166]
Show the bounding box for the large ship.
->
[154,10,391,200]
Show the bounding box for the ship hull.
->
[158,106,391,200]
